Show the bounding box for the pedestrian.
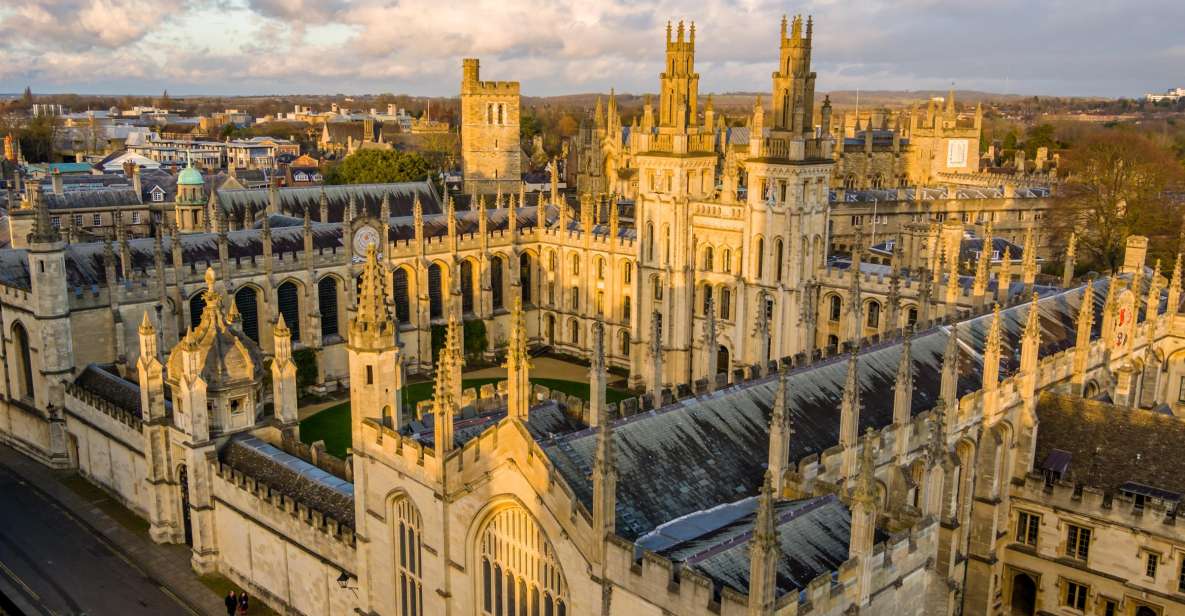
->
[224,591,237,616]
[238,591,250,615]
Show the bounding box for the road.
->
[0,463,192,616]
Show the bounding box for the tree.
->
[324,149,435,185]
[1024,123,1057,158]
[1049,131,1184,272]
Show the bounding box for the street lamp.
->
[337,571,351,589]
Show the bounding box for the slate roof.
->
[407,399,584,449]
[73,363,146,417]
[1034,393,1185,498]
[539,278,1132,541]
[658,495,874,597]
[214,182,441,222]
[41,187,142,210]
[219,434,355,527]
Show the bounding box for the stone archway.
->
[1009,572,1036,616]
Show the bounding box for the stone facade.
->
[3,16,1185,616]
[461,58,522,196]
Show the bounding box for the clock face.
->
[354,225,380,257]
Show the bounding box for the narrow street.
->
[0,462,191,616]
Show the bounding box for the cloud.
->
[0,0,1181,97]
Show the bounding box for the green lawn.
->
[301,377,632,457]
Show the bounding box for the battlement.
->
[214,461,358,548]
[460,58,519,94]
[1015,472,1184,534]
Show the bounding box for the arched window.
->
[393,268,411,323]
[702,285,713,316]
[645,222,654,262]
[620,330,631,357]
[907,307,918,327]
[428,263,443,319]
[773,239,784,282]
[844,175,857,190]
[277,281,301,342]
[491,256,505,311]
[652,276,663,302]
[720,287,731,320]
[569,286,580,311]
[622,296,632,322]
[189,292,206,330]
[519,253,532,304]
[570,253,580,276]
[12,322,33,400]
[479,506,568,616]
[829,295,842,321]
[754,238,764,279]
[548,251,557,273]
[235,287,260,343]
[569,319,579,344]
[722,248,732,274]
[392,497,423,616]
[703,246,714,271]
[664,226,671,264]
[622,261,632,284]
[867,300,881,328]
[318,278,339,339]
[827,334,839,353]
[595,257,605,280]
[460,260,475,314]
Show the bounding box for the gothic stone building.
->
[3,17,1185,616]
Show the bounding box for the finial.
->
[204,266,216,293]
[139,311,155,336]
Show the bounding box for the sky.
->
[0,0,1180,98]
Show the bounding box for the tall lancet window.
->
[392,496,423,616]
[480,506,568,616]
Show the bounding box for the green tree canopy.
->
[324,149,435,185]
[1049,131,1184,272]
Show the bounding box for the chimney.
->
[131,165,142,202]
[50,167,63,195]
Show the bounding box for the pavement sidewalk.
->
[0,446,225,616]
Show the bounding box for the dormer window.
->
[151,186,165,202]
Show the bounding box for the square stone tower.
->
[461,59,522,195]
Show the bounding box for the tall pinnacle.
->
[504,296,531,420]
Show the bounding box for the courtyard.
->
[300,357,632,456]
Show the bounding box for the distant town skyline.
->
[0,0,1180,99]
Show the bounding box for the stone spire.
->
[1169,254,1183,315]
[431,338,457,458]
[767,365,793,489]
[918,265,933,323]
[892,333,912,459]
[754,297,771,373]
[747,471,780,616]
[704,295,718,391]
[996,246,1013,304]
[840,349,861,478]
[944,237,961,305]
[29,184,60,244]
[848,426,879,608]
[1071,282,1095,395]
[972,223,992,302]
[272,313,298,426]
[443,308,463,405]
[349,244,395,351]
[983,305,1002,390]
[940,322,959,410]
[1020,293,1042,377]
[1146,259,1163,313]
[1063,232,1077,287]
[1021,227,1037,294]
[649,311,664,403]
[591,352,616,563]
[886,237,903,328]
[845,229,865,343]
[504,296,531,421]
[589,320,606,428]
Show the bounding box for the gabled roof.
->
[214,182,440,222]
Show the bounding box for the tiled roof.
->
[1035,393,1185,497]
[73,363,145,417]
[220,434,355,527]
